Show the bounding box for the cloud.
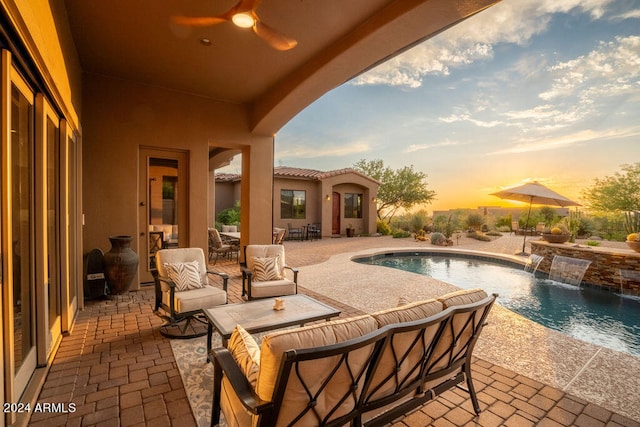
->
[351,0,617,88]
[438,113,502,128]
[539,35,640,102]
[403,140,465,153]
[488,126,640,155]
[276,141,371,159]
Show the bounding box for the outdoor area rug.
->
[171,332,268,426]
[171,335,221,427]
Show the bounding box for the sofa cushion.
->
[163,260,203,291]
[371,299,443,327]
[437,288,488,308]
[228,325,260,389]
[368,300,445,401]
[251,256,283,281]
[430,288,490,372]
[256,315,378,425]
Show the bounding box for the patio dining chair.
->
[287,223,303,241]
[208,228,233,264]
[153,247,228,338]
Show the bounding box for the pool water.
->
[356,255,640,357]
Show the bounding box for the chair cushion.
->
[228,325,261,389]
[437,288,488,308]
[163,260,203,291]
[251,256,283,281]
[156,248,209,286]
[371,299,443,328]
[249,279,296,299]
[164,285,227,313]
[245,245,286,273]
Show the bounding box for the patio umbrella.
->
[491,181,581,255]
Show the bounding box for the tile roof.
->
[216,166,380,184]
[275,166,380,184]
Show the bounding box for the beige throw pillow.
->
[251,256,282,281]
[227,325,261,389]
[163,260,203,291]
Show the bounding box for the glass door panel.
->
[9,68,37,400]
[46,114,61,335]
[138,148,188,284]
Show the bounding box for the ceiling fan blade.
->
[253,20,297,51]
[171,16,228,27]
[237,0,262,13]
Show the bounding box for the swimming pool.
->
[354,253,640,357]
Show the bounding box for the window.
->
[345,193,363,218]
[280,190,306,219]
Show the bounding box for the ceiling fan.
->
[172,0,298,51]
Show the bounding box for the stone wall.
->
[530,241,640,296]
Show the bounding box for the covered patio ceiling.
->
[65,0,499,136]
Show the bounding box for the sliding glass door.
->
[6,62,37,402]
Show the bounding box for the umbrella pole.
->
[520,199,533,255]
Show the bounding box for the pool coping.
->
[297,246,640,422]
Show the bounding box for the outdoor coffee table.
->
[203,294,341,350]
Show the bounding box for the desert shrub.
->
[496,225,511,233]
[430,232,446,245]
[433,214,458,239]
[466,213,484,230]
[410,210,429,233]
[585,240,601,246]
[466,230,492,241]
[486,230,502,236]
[377,219,392,235]
[392,230,411,238]
[494,215,512,229]
[472,234,492,241]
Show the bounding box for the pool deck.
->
[286,234,640,423]
[27,233,640,427]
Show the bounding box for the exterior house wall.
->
[82,74,274,286]
[214,180,239,219]
[217,169,379,239]
[320,172,378,236]
[273,178,321,232]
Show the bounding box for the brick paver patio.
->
[27,235,639,427]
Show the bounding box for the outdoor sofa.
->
[211,288,497,426]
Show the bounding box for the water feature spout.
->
[619,269,640,295]
[549,255,592,286]
[525,254,544,275]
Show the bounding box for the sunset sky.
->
[225,0,640,214]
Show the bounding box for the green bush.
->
[486,230,502,237]
[216,201,240,225]
[466,230,492,241]
[377,219,392,235]
[466,213,484,230]
[392,230,411,238]
[585,240,601,246]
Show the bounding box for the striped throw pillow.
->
[251,256,282,281]
[228,325,260,389]
[164,260,203,291]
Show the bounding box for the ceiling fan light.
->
[232,13,254,28]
